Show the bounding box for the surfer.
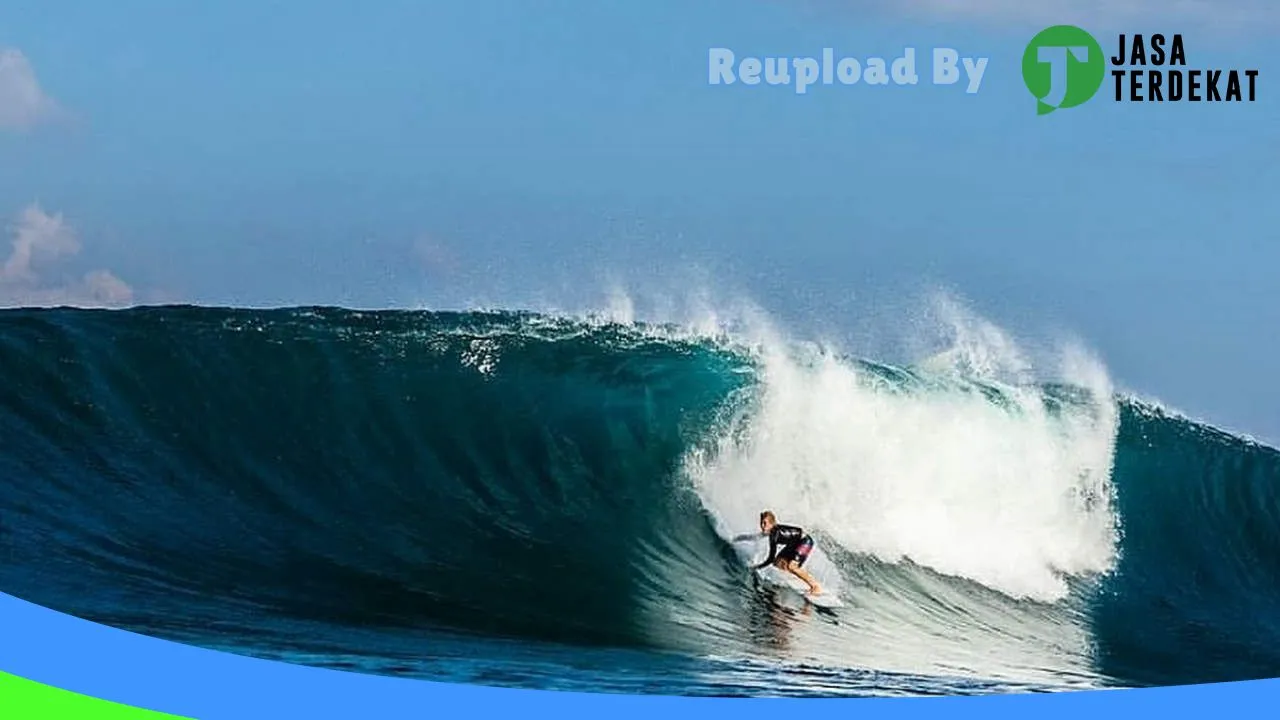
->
[735,511,823,595]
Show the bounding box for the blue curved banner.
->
[1,591,1277,719]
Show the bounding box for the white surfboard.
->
[755,567,844,608]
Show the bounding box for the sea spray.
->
[688,301,1120,603]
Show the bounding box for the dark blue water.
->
[1,306,1278,695]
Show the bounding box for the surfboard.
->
[800,590,843,609]
[755,568,844,608]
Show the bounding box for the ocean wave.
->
[1,305,1278,693]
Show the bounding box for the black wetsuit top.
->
[755,524,810,569]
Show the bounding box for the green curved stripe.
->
[0,671,191,719]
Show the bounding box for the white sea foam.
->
[678,292,1121,603]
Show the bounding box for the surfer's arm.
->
[732,532,764,543]
[753,535,778,569]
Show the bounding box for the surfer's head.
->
[759,510,776,532]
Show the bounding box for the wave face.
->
[1,306,1278,695]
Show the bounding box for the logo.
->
[1022,25,1106,115]
[1023,28,1259,114]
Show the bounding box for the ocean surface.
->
[2,305,1279,696]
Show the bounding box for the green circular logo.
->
[1022,25,1105,115]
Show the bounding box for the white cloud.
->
[0,204,135,308]
[0,48,60,130]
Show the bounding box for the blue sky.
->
[1,1,1277,441]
